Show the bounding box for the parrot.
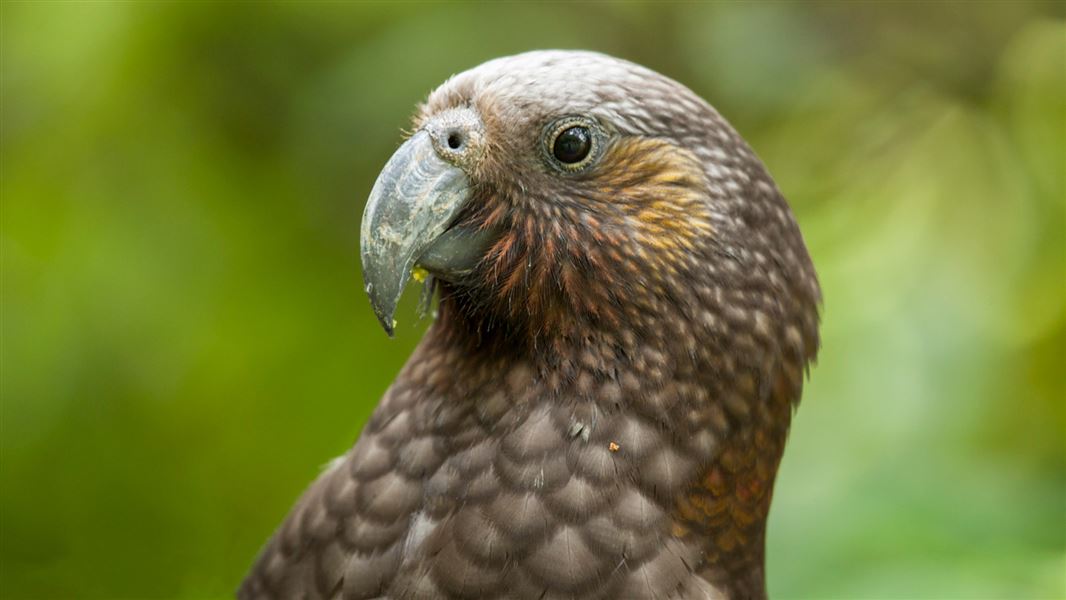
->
[240,50,821,600]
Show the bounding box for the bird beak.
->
[360,130,486,336]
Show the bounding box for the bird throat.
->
[418,284,797,598]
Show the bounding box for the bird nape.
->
[240,50,821,600]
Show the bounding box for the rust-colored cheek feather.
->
[473,136,715,342]
[240,50,820,600]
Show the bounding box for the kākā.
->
[240,50,821,600]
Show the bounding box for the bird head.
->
[361,50,819,362]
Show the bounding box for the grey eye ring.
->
[543,116,602,172]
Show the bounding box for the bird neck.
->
[420,291,791,598]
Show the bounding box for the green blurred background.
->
[3,2,1064,598]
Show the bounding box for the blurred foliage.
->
[2,2,1064,599]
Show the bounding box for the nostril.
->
[446,131,463,150]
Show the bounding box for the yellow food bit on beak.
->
[411,267,429,283]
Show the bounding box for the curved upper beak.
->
[360,130,486,336]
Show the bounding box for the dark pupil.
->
[553,126,591,164]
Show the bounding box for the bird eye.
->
[543,117,601,172]
[552,126,592,164]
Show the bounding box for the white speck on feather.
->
[321,454,347,473]
[402,511,437,559]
